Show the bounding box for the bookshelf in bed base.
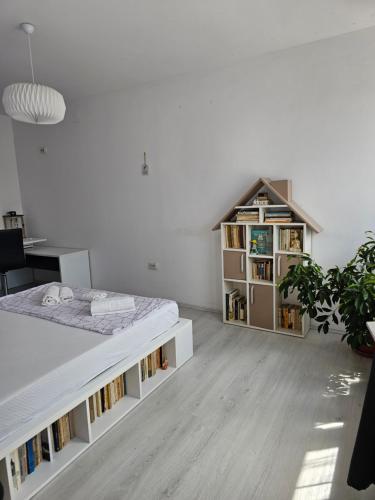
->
[0,318,193,500]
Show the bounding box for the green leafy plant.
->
[278,231,375,349]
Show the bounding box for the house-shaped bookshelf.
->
[213,177,322,338]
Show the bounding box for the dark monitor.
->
[0,228,26,274]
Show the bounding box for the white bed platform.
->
[0,316,193,500]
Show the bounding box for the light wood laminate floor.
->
[34,308,373,500]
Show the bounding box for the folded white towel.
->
[82,291,108,302]
[60,286,74,303]
[90,296,136,316]
[42,285,61,306]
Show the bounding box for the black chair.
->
[0,228,26,295]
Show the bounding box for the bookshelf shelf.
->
[276,327,303,337]
[223,248,245,252]
[90,396,139,442]
[1,319,193,500]
[216,178,322,339]
[235,205,288,209]
[142,367,176,398]
[12,438,88,500]
[249,280,273,286]
[249,254,274,259]
[276,250,303,256]
[224,319,248,328]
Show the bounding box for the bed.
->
[0,284,193,500]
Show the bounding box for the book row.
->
[278,304,302,332]
[251,260,273,281]
[225,288,246,322]
[279,228,303,252]
[265,211,293,223]
[10,430,50,490]
[224,225,246,249]
[235,210,259,223]
[140,347,167,381]
[52,411,75,453]
[89,373,127,423]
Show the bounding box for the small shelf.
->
[142,367,176,397]
[276,327,303,337]
[249,254,274,259]
[235,205,288,209]
[223,247,246,252]
[224,278,246,283]
[249,280,273,286]
[90,396,139,441]
[224,319,248,327]
[276,250,304,256]
[13,438,88,500]
[274,222,305,226]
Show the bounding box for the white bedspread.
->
[0,286,178,446]
[0,283,174,335]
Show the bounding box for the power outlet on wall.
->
[148,262,159,270]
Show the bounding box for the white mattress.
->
[0,300,178,445]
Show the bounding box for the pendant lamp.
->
[2,23,66,125]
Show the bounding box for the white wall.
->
[0,114,22,225]
[12,27,375,310]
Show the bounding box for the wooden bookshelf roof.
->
[212,177,323,233]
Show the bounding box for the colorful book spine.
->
[26,439,35,474]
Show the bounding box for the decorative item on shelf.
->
[3,213,26,237]
[290,232,302,252]
[279,228,303,252]
[161,359,169,370]
[2,23,66,125]
[253,192,271,206]
[250,239,258,254]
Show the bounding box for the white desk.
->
[25,246,92,288]
[23,237,47,248]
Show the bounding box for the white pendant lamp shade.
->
[2,23,66,125]
[2,83,66,124]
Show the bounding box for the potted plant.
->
[278,231,375,355]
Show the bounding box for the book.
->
[100,387,106,412]
[10,449,21,490]
[95,391,102,417]
[89,396,96,423]
[41,429,51,461]
[34,433,42,466]
[52,421,60,452]
[26,438,35,474]
[18,444,27,483]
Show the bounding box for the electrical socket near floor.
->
[148,262,159,270]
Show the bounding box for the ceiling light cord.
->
[27,33,36,84]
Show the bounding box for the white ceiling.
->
[1,0,375,100]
